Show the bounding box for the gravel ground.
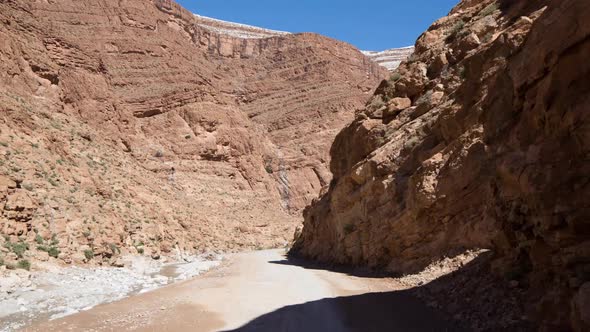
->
[0,254,222,331]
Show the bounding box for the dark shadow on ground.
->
[220,289,464,332]
[269,256,392,279]
[224,252,534,331]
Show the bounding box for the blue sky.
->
[176,0,459,50]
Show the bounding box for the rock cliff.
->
[0,0,385,265]
[362,47,415,71]
[293,0,590,330]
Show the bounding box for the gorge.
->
[1,0,588,331]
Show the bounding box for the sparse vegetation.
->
[17,259,31,271]
[5,241,29,258]
[184,135,191,139]
[84,249,94,260]
[50,234,59,246]
[35,234,44,245]
[109,243,120,255]
[0,141,8,147]
[36,245,49,251]
[48,246,60,258]
[133,241,144,255]
[50,120,62,130]
[47,177,58,187]
[155,150,164,158]
[479,2,499,17]
[264,160,273,174]
[449,20,465,37]
[37,244,60,258]
[388,72,401,83]
[367,95,386,112]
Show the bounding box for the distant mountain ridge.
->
[361,47,415,71]
[193,14,413,70]
[193,14,290,39]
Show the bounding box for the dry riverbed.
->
[26,250,463,331]
[0,254,222,331]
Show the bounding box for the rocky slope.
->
[293,0,590,330]
[0,0,386,268]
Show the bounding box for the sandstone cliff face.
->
[0,0,385,265]
[293,0,590,330]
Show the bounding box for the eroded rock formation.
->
[0,0,385,264]
[293,0,590,330]
[362,47,415,71]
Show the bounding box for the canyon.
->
[1,0,588,331]
[0,0,396,267]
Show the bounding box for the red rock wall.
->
[0,0,385,263]
[293,0,590,330]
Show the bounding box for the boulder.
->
[3,190,37,223]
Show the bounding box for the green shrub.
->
[264,164,273,174]
[109,243,120,255]
[50,234,59,246]
[10,242,28,258]
[17,260,31,271]
[449,21,465,37]
[367,95,386,111]
[84,249,94,260]
[37,245,49,252]
[0,256,4,266]
[479,2,499,17]
[389,72,401,83]
[35,234,44,245]
[0,141,8,147]
[137,247,144,254]
[48,247,60,258]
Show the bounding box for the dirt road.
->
[25,250,459,331]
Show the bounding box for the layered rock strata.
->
[0,0,385,264]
